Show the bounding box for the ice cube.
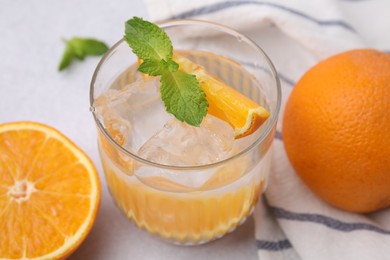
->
[93,76,173,151]
[138,114,234,166]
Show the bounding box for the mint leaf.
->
[138,59,169,76]
[70,38,109,56]
[124,17,208,126]
[138,59,179,76]
[125,17,172,61]
[58,45,74,71]
[58,37,109,71]
[166,59,179,72]
[160,71,208,126]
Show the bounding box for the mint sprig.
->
[59,37,109,71]
[124,17,208,127]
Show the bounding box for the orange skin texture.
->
[282,49,390,213]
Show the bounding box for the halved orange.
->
[173,53,270,138]
[0,121,100,259]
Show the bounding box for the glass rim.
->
[90,19,281,171]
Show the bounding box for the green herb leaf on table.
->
[58,45,74,71]
[124,17,208,126]
[58,38,109,71]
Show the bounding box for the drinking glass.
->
[90,19,281,245]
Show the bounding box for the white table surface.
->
[0,0,258,259]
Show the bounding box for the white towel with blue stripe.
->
[143,0,390,259]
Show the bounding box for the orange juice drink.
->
[90,20,280,245]
[99,136,270,244]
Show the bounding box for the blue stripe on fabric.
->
[256,239,292,251]
[169,1,356,32]
[275,130,282,140]
[239,60,296,87]
[278,74,295,87]
[270,206,390,235]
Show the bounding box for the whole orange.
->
[282,49,390,213]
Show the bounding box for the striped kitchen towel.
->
[143,0,390,259]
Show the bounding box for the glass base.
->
[107,181,257,246]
